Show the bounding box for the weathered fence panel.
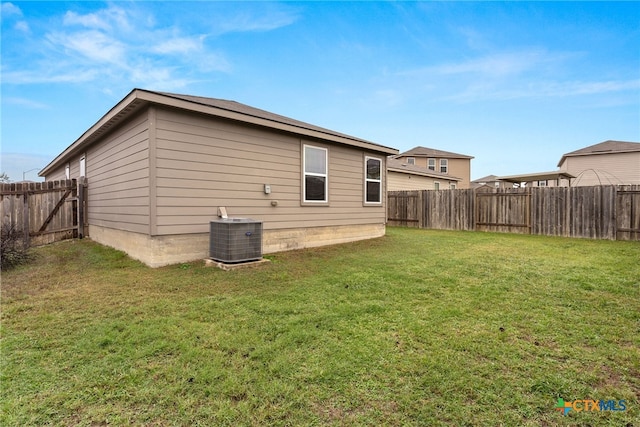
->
[616,185,640,241]
[423,189,475,231]
[388,185,640,241]
[0,179,87,247]
[388,191,420,227]
[476,188,530,234]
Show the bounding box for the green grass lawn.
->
[1,227,638,426]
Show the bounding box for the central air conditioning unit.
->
[209,218,263,263]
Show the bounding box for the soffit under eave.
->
[39,94,149,176]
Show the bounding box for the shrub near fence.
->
[387,185,640,241]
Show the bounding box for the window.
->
[538,180,548,187]
[440,159,448,174]
[79,155,86,177]
[303,144,327,203]
[365,157,382,204]
[407,157,415,165]
[65,163,70,179]
[434,181,440,190]
[427,158,436,171]
[450,183,457,189]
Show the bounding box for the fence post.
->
[77,178,85,239]
[23,186,30,247]
[418,190,424,228]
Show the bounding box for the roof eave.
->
[40,89,397,176]
[388,167,462,181]
[40,88,146,176]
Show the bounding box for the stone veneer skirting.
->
[88,223,386,268]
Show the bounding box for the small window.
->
[538,180,548,187]
[440,159,448,174]
[495,181,500,188]
[79,155,86,177]
[303,145,327,203]
[407,157,415,165]
[427,158,436,171]
[434,181,440,190]
[365,156,382,204]
[450,183,457,189]
[65,163,70,179]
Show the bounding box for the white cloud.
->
[3,97,49,109]
[443,78,640,103]
[63,6,131,32]
[152,36,205,55]
[15,20,29,32]
[2,2,298,91]
[404,50,568,79]
[46,30,126,65]
[218,8,299,33]
[1,2,22,17]
[2,69,98,84]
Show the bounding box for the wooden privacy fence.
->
[388,185,640,241]
[1,179,87,247]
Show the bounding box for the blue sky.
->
[1,1,639,182]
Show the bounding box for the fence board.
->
[388,185,640,241]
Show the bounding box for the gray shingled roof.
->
[156,90,383,147]
[394,146,474,159]
[557,140,640,166]
[41,88,398,176]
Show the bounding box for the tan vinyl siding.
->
[45,166,67,181]
[387,171,457,191]
[85,110,150,234]
[395,155,471,188]
[560,152,640,186]
[153,107,386,235]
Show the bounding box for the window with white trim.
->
[440,159,448,174]
[79,155,86,177]
[538,180,548,187]
[450,183,457,189]
[303,144,327,203]
[427,158,436,171]
[407,157,415,165]
[434,181,440,190]
[365,156,382,204]
[65,163,70,179]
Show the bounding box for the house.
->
[387,158,460,191]
[392,146,474,188]
[471,175,511,189]
[557,140,640,186]
[39,89,398,267]
[496,171,575,188]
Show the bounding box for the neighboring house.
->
[40,89,398,267]
[558,140,640,186]
[471,175,511,189]
[496,171,575,188]
[387,158,460,191]
[393,146,474,188]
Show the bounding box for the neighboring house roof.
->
[40,88,398,176]
[394,146,474,159]
[472,175,500,183]
[557,140,640,167]
[497,171,576,183]
[387,158,461,181]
